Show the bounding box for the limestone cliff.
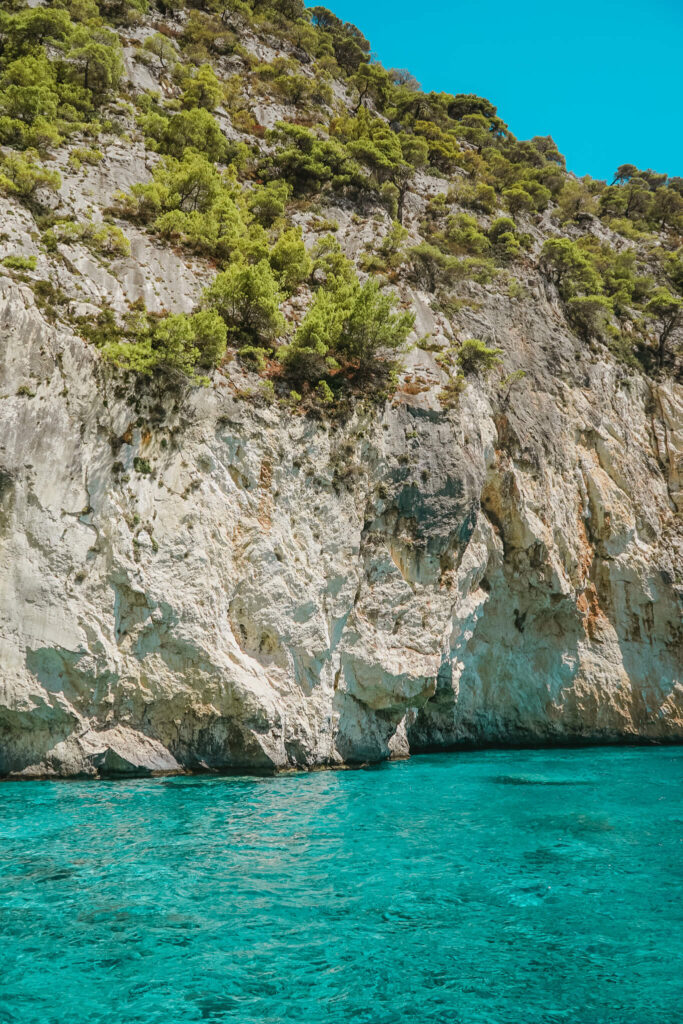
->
[0,5,681,777]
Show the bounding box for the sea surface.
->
[1,747,682,1024]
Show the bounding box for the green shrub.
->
[259,58,332,109]
[644,288,683,369]
[311,234,356,285]
[507,277,527,300]
[117,152,223,222]
[439,373,465,408]
[180,9,237,61]
[457,338,503,375]
[0,8,124,132]
[46,218,130,257]
[490,233,520,264]
[503,185,534,215]
[0,148,61,201]
[608,217,651,241]
[281,273,413,379]
[661,249,683,295]
[268,227,312,294]
[486,216,530,263]
[102,308,227,378]
[444,213,490,256]
[540,238,602,299]
[315,379,334,404]
[108,315,198,376]
[247,180,291,227]
[519,179,552,211]
[280,283,343,380]
[142,32,177,70]
[68,146,103,170]
[142,107,229,163]
[488,217,516,244]
[338,278,414,365]
[413,120,463,174]
[180,64,224,111]
[116,154,263,260]
[408,242,459,292]
[261,122,362,195]
[0,53,58,126]
[202,258,285,344]
[566,295,613,340]
[30,278,68,321]
[239,345,268,371]
[190,309,229,366]
[379,181,399,219]
[457,257,496,284]
[3,253,36,271]
[456,182,497,214]
[23,117,63,154]
[359,220,408,273]
[556,179,598,222]
[378,221,409,264]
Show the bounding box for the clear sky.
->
[313,0,683,182]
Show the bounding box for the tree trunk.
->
[396,185,406,225]
[658,314,679,369]
[353,85,368,115]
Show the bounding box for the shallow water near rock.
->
[1,747,682,1024]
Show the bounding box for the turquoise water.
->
[1,748,682,1024]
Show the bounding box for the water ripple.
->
[0,747,682,1023]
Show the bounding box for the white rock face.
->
[0,252,681,777]
[0,35,680,776]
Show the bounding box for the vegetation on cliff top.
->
[0,0,681,404]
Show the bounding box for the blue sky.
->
[314,0,682,181]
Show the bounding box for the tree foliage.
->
[645,288,683,369]
[0,4,124,153]
[540,238,602,299]
[281,272,414,379]
[102,308,227,378]
[457,338,503,375]
[268,226,312,294]
[2,0,681,395]
[202,258,285,344]
[260,121,362,195]
[0,147,61,200]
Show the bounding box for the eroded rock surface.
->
[1,247,681,777]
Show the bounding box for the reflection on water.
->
[1,747,682,1024]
